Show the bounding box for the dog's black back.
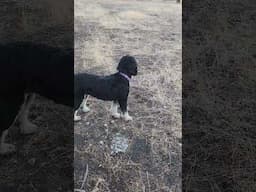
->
[0,42,73,134]
[75,72,129,100]
[0,42,73,106]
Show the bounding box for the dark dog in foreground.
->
[74,55,138,121]
[0,42,73,155]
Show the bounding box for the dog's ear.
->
[117,55,138,76]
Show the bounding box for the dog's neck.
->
[119,72,131,82]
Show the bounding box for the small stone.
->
[104,123,108,127]
[110,120,115,124]
[111,133,129,154]
[28,158,36,166]
[99,141,104,145]
[86,122,90,125]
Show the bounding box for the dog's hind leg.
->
[74,110,81,121]
[81,95,90,113]
[111,101,120,119]
[19,93,38,134]
[0,129,16,155]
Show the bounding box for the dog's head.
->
[117,55,138,77]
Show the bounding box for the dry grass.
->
[0,0,73,47]
[75,0,181,191]
[182,1,256,191]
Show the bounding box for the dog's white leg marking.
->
[74,110,81,121]
[121,111,133,121]
[0,129,16,155]
[111,101,120,119]
[82,95,90,113]
[20,94,38,134]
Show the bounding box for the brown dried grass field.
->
[75,0,182,191]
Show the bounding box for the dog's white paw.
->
[112,112,121,119]
[20,121,38,134]
[74,114,82,122]
[121,112,133,121]
[124,115,133,121]
[0,143,16,155]
[82,105,90,113]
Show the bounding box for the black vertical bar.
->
[0,0,74,191]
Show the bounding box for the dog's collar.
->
[119,72,131,81]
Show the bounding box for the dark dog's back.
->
[74,72,129,109]
[75,73,128,100]
[0,42,73,134]
[0,42,74,106]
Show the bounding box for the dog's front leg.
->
[118,99,133,121]
[19,93,38,134]
[111,101,121,119]
[0,129,16,155]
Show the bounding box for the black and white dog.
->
[0,42,73,155]
[74,55,138,122]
